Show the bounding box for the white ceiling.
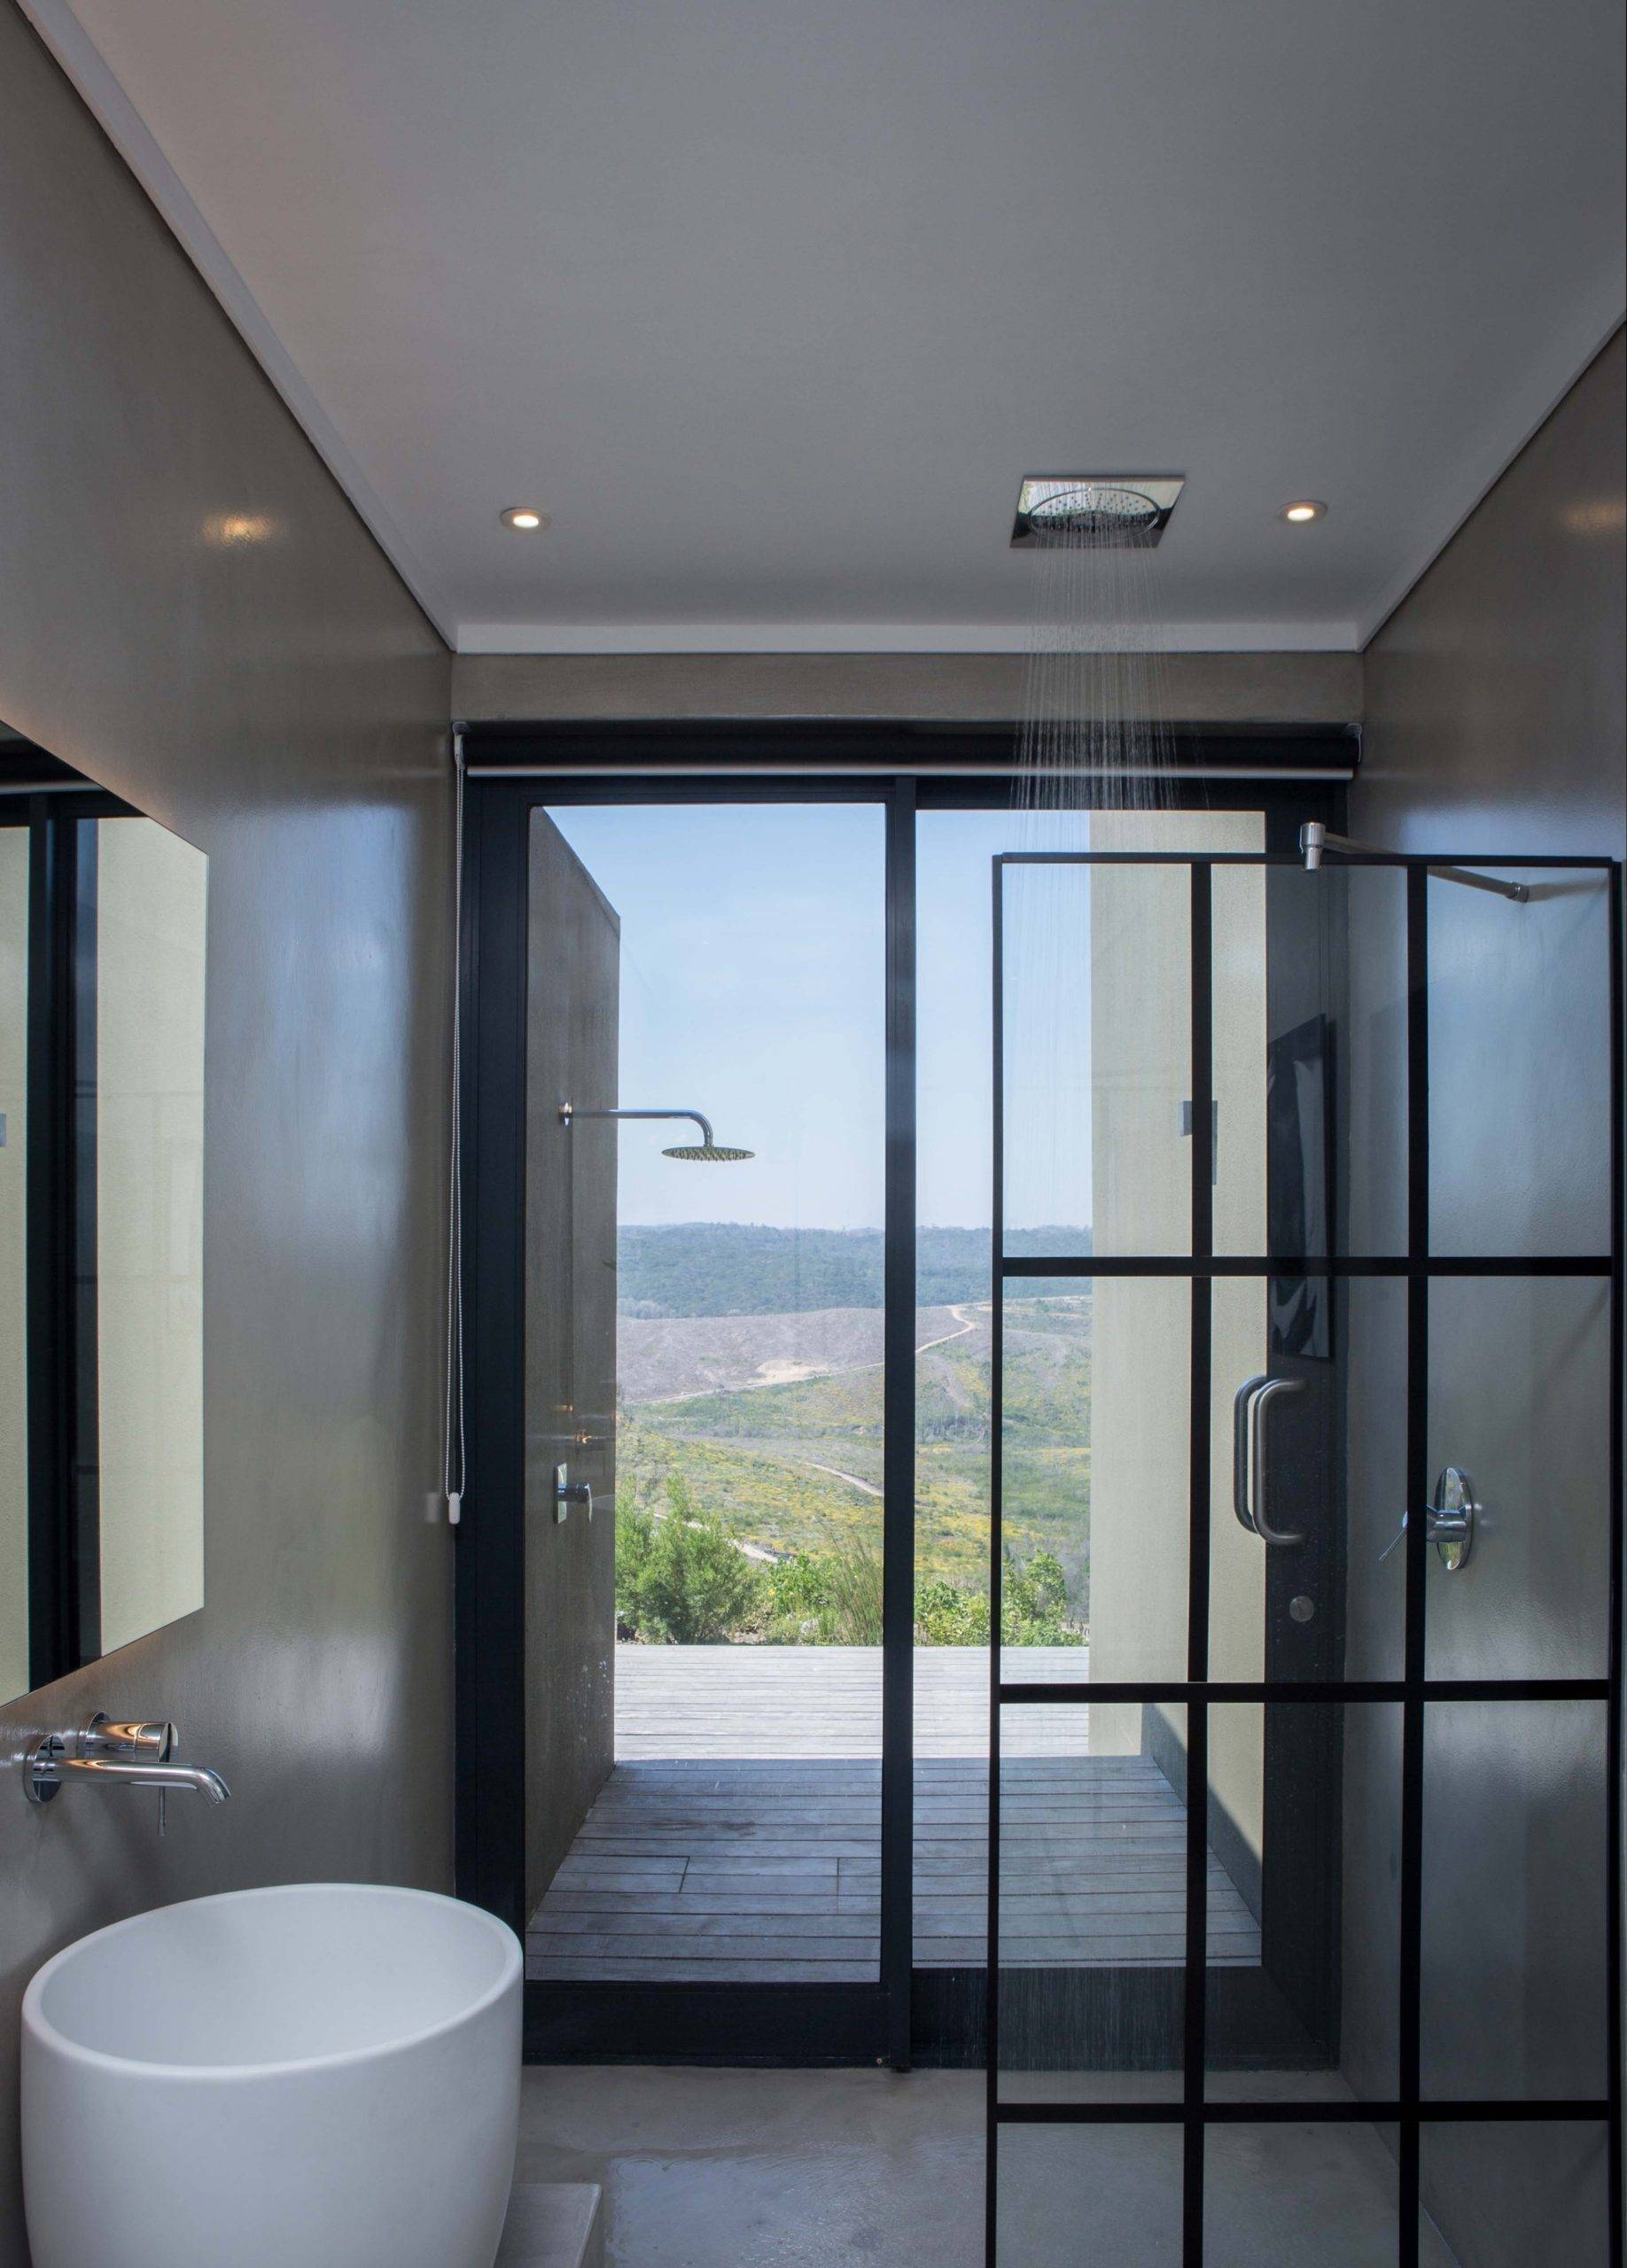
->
[27,0,1627,654]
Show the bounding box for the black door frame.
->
[453,723,1354,2064]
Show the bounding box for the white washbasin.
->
[23,1883,522,2268]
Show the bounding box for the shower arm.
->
[559,1104,717,1146]
[1298,823,1528,903]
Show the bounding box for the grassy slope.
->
[627,1294,1091,1608]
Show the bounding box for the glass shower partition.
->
[985,848,1622,2268]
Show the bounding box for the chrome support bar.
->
[1298,822,1529,902]
[560,1102,716,1146]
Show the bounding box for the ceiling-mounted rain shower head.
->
[1012,474,1185,548]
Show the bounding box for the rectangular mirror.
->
[1,723,206,1702]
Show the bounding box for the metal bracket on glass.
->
[1232,1374,1305,1547]
[1380,1464,1478,1573]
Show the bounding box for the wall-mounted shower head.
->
[560,1104,755,1161]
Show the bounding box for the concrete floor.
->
[516,2067,1460,2268]
[518,2066,984,2268]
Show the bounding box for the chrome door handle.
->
[1233,1374,1305,1547]
[1233,1375,1272,1534]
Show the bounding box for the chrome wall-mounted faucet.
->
[23,1713,231,1814]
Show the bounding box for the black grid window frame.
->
[985,849,1624,2268]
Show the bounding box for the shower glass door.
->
[987,848,1621,2268]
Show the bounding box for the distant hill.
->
[618,1222,1092,1317]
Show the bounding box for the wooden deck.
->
[526,1649,1261,1984]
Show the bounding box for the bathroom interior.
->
[1,4,1623,2265]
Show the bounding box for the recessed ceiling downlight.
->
[1281,500,1327,524]
[500,506,549,532]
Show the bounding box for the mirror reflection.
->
[1,722,206,1703]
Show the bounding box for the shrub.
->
[615,1472,764,1643]
[761,1534,884,1644]
[914,1548,1084,1648]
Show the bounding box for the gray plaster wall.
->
[1342,328,1625,2267]
[0,5,454,2259]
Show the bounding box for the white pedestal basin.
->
[23,1883,522,2268]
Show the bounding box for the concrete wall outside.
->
[1083,811,1268,1877]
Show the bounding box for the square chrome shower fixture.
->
[1011,474,1186,548]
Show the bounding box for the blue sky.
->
[547,804,1092,1231]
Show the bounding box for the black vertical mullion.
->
[1607,859,1623,2265]
[1185,865,1214,2268]
[881,780,916,2070]
[25,800,72,1687]
[1399,865,1429,2268]
[985,855,1004,2268]
[71,818,100,1663]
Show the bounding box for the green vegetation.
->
[611,1282,1092,1649]
[917,1550,1081,1647]
[613,1474,761,1643]
[605,1210,1095,1648]
[619,1222,1093,1317]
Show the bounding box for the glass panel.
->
[918,812,1263,1760]
[996,2124,1183,2265]
[92,815,207,1656]
[1000,1272,1187,1689]
[1428,864,1613,1257]
[1205,1704,1401,2101]
[996,1702,1184,2102]
[1210,1278,1406,1686]
[0,823,27,1703]
[1419,2121,1609,2268]
[1213,864,1410,1260]
[1426,1276,1611,1680]
[525,804,885,1985]
[1001,859,1191,1255]
[1206,2124,1407,2268]
[1421,1701,1608,2101]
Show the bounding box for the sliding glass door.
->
[456,757,1356,2069]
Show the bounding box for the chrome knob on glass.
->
[1379,1464,1478,1573]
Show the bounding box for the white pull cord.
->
[443,731,466,1525]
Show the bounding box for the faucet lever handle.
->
[80,1715,175,1761]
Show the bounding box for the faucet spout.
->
[53,1758,232,1804]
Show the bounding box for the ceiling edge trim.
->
[455,620,1362,656]
[19,0,462,650]
[1354,295,1627,650]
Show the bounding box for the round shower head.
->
[661,1143,755,1162]
[1025,483,1162,541]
